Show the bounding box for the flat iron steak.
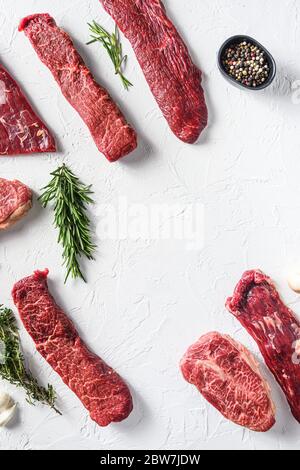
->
[226,269,300,424]
[19,14,137,162]
[0,63,55,155]
[180,331,275,431]
[0,178,32,230]
[12,269,133,426]
[99,0,208,143]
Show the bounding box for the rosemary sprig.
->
[0,306,60,414]
[39,164,96,283]
[87,20,133,90]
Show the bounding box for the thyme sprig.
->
[87,20,133,90]
[0,306,60,413]
[39,164,96,283]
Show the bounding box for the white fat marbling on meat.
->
[0,80,7,105]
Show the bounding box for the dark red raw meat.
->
[226,270,300,423]
[19,14,137,162]
[12,269,133,426]
[0,178,32,230]
[99,0,208,143]
[0,63,56,155]
[180,331,275,432]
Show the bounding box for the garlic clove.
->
[0,392,16,427]
[288,271,300,293]
[0,404,16,427]
[0,391,13,412]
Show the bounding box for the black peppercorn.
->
[222,40,270,88]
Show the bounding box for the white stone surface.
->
[0,0,300,450]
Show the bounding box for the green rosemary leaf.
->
[0,306,60,414]
[87,20,133,91]
[39,164,96,283]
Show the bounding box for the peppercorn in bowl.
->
[218,35,276,90]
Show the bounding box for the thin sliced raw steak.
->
[99,0,208,143]
[0,63,55,155]
[19,14,137,162]
[226,270,300,423]
[0,178,32,230]
[12,270,133,426]
[180,331,275,431]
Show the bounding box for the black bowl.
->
[218,35,276,90]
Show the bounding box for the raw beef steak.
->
[180,331,275,431]
[19,14,137,162]
[12,270,133,426]
[0,63,55,155]
[0,178,32,230]
[226,270,300,423]
[99,0,208,143]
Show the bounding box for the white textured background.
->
[0,0,300,450]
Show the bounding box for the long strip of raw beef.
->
[99,0,208,143]
[180,332,275,432]
[19,14,137,162]
[12,270,133,426]
[0,63,55,155]
[0,178,32,230]
[226,270,300,423]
